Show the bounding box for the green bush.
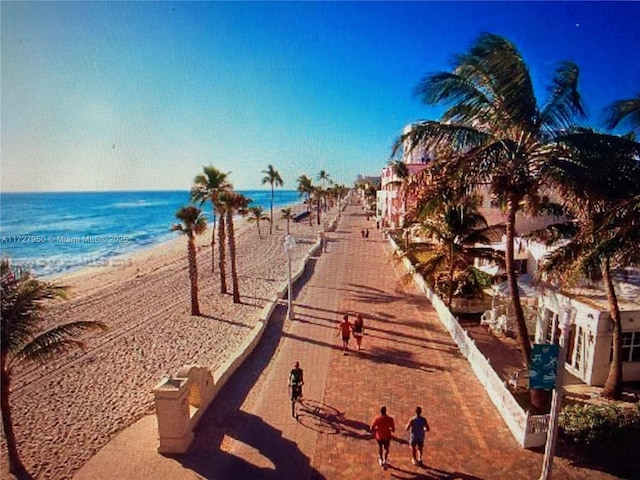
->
[559,403,640,477]
[559,403,640,446]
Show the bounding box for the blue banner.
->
[529,344,560,390]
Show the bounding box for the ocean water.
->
[0,190,302,277]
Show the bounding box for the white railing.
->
[388,236,549,448]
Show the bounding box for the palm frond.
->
[604,94,640,131]
[9,321,107,369]
[540,61,586,131]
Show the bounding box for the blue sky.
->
[2,1,639,192]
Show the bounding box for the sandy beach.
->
[1,202,337,480]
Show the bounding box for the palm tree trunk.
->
[506,197,549,413]
[505,198,529,360]
[210,206,216,274]
[602,257,623,399]
[270,186,274,235]
[2,357,27,475]
[227,209,241,303]
[218,208,227,294]
[187,236,200,316]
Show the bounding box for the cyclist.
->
[289,361,304,401]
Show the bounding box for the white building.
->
[535,271,640,386]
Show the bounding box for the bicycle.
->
[289,381,303,418]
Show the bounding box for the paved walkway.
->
[75,202,615,480]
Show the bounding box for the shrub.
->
[559,403,640,446]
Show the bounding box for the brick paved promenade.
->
[76,201,616,480]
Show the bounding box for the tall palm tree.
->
[246,205,270,239]
[396,33,586,412]
[1,260,106,476]
[317,170,331,189]
[317,170,333,213]
[281,208,293,235]
[313,186,324,226]
[604,92,640,136]
[261,164,283,235]
[225,192,251,304]
[297,175,314,226]
[171,206,207,315]
[536,131,640,399]
[191,166,231,274]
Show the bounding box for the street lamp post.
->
[539,301,573,480]
[284,234,296,320]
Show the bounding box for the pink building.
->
[377,124,431,228]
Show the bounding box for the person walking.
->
[405,406,430,466]
[371,405,395,469]
[337,314,352,354]
[352,313,365,351]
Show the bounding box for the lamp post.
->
[539,300,573,480]
[284,234,296,320]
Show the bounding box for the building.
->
[377,124,431,229]
[534,270,640,386]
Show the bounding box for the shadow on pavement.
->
[387,463,484,480]
[175,274,326,478]
[296,399,371,440]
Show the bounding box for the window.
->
[573,327,583,371]
[545,309,560,344]
[621,332,640,363]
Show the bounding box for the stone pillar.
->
[153,376,193,454]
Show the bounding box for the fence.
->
[389,237,549,448]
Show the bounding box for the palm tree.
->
[191,166,231,274]
[171,206,207,315]
[246,205,270,239]
[297,175,314,226]
[317,170,332,213]
[536,131,640,399]
[225,192,251,304]
[317,170,331,189]
[281,208,293,235]
[313,186,324,226]
[413,189,504,307]
[604,93,640,136]
[1,260,106,476]
[261,164,283,235]
[396,33,586,412]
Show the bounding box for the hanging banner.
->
[528,344,560,390]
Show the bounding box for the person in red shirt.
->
[370,405,395,468]
[337,314,352,353]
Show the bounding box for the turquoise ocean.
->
[0,190,302,277]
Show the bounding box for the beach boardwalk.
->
[74,202,615,480]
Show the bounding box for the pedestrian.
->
[361,228,365,239]
[352,313,365,351]
[405,406,430,466]
[337,314,352,353]
[371,405,395,469]
[365,228,369,240]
